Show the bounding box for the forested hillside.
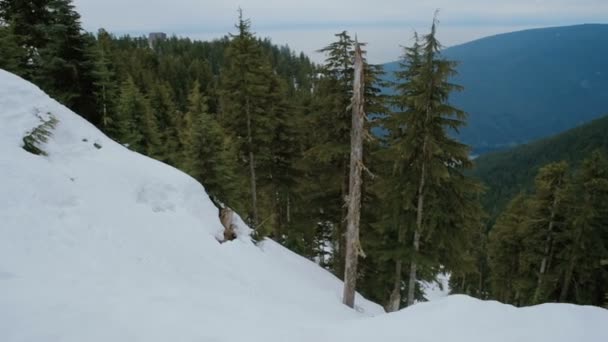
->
[384,24,608,154]
[1,0,607,310]
[472,114,608,219]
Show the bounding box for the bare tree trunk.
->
[342,42,365,309]
[245,96,258,227]
[386,259,402,312]
[101,83,108,128]
[534,191,560,303]
[560,225,583,302]
[286,193,291,225]
[387,224,406,312]
[407,137,427,306]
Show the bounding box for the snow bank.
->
[0,70,381,342]
[1,69,607,342]
[323,295,608,342]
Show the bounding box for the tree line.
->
[1,0,605,309]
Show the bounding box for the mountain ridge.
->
[383,23,608,154]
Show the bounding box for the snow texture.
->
[1,69,607,342]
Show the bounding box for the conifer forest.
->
[1,0,607,311]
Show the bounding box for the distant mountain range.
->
[471,114,608,220]
[383,24,608,154]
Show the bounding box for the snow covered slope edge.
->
[0,69,381,342]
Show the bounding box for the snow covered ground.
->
[1,69,607,342]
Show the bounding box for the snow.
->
[421,272,451,302]
[1,69,607,342]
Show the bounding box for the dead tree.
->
[342,41,365,308]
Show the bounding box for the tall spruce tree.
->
[114,76,162,156]
[179,81,241,207]
[0,21,24,73]
[1,0,98,123]
[488,193,535,305]
[558,151,608,304]
[91,29,118,133]
[384,14,476,307]
[220,10,275,228]
[529,161,571,304]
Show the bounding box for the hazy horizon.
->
[73,0,608,63]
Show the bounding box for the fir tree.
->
[180,81,241,207]
[383,14,475,307]
[220,9,275,228]
[488,193,535,305]
[528,161,571,304]
[91,29,118,133]
[0,21,25,73]
[114,76,161,156]
[558,151,608,303]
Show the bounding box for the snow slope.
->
[1,69,607,342]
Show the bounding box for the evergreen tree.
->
[149,81,179,164]
[114,76,161,156]
[220,9,275,227]
[383,14,476,307]
[0,0,51,79]
[180,81,241,207]
[0,21,25,73]
[528,161,571,304]
[488,193,535,305]
[91,29,118,133]
[557,151,608,304]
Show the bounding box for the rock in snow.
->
[1,69,607,342]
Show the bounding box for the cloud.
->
[73,0,608,63]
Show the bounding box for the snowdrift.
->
[1,69,607,342]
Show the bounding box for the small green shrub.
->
[22,112,59,156]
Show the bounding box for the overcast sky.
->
[73,0,608,63]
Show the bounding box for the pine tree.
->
[114,76,161,156]
[384,14,474,307]
[149,81,179,164]
[0,21,25,73]
[35,0,98,122]
[528,161,571,304]
[0,0,51,79]
[180,81,241,207]
[558,151,608,303]
[1,0,98,123]
[488,193,535,305]
[220,9,275,227]
[91,29,118,133]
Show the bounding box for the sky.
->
[72,0,608,63]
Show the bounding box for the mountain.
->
[1,69,607,341]
[383,24,608,154]
[472,114,608,219]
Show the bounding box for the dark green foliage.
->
[299,30,388,276]
[487,193,535,304]
[473,114,608,223]
[22,113,58,156]
[114,76,162,156]
[361,17,484,309]
[179,81,241,208]
[91,29,119,131]
[486,153,608,306]
[0,22,24,72]
[1,0,98,123]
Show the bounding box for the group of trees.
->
[2,0,605,309]
[484,152,608,306]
